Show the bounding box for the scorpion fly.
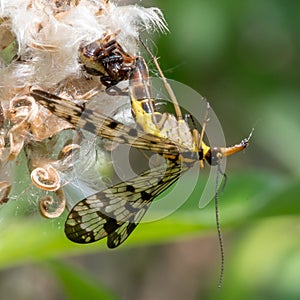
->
[31,50,251,262]
[31,57,250,242]
[79,32,135,88]
[32,85,251,254]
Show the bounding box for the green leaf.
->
[45,260,118,300]
[208,216,300,300]
[0,169,296,270]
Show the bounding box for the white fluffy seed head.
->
[0,0,168,215]
[0,0,168,87]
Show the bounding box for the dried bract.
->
[0,0,168,217]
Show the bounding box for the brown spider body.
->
[79,33,135,88]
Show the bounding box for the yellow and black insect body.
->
[128,56,170,138]
[31,75,250,248]
[79,33,135,88]
[128,56,250,168]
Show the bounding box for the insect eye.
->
[205,148,222,166]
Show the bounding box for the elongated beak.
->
[220,129,253,158]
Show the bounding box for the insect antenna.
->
[215,164,225,288]
[198,99,225,286]
[220,170,228,194]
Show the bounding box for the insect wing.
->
[30,89,188,155]
[65,160,183,248]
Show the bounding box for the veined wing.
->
[30,89,189,156]
[65,159,186,248]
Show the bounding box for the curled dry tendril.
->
[38,187,66,218]
[31,164,61,192]
[30,141,81,218]
[0,181,11,204]
[58,143,81,160]
[8,96,38,160]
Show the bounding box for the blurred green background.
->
[1,0,300,299]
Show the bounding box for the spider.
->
[79,33,135,88]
